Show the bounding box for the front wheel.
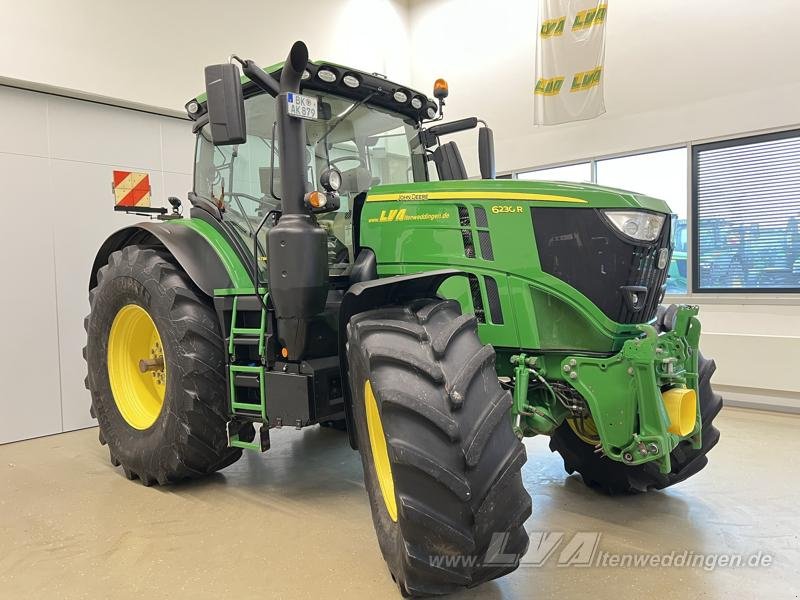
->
[347,299,531,596]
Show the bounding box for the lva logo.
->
[488,531,601,567]
[428,531,600,569]
[378,209,408,222]
[572,4,608,31]
[538,3,607,38]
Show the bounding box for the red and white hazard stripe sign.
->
[112,171,151,208]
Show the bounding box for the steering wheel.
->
[329,155,368,170]
[223,191,274,212]
[222,192,278,226]
[224,192,262,203]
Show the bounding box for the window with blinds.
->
[693,130,800,291]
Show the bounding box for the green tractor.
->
[84,41,721,596]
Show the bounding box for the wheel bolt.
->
[139,357,165,373]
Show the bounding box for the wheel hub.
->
[568,415,600,445]
[107,304,167,430]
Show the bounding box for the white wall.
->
[0,86,195,443]
[0,0,411,112]
[698,304,800,412]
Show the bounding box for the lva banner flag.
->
[534,0,608,125]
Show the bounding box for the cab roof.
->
[188,60,435,125]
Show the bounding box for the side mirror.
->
[478,126,496,179]
[204,63,246,145]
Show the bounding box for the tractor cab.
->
[187,59,492,277]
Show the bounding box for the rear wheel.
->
[84,245,241,485]
[347,299,531,596]
[549,304,722,494]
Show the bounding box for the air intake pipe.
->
[267,41,329,360]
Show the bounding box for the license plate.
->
[286,92,318,120]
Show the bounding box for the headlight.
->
[603,210,665,242]
[317,68,337,83]
[342,74,360,88]
[320,167,342,192]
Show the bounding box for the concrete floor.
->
[1,407,798,600]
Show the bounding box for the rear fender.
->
[89,221,241,297]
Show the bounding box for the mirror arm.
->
[427,117,479,139]
[192,113,210,134]
[231,56,280,97]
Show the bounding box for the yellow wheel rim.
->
[107,304,167,430]
[364,380,398,522]
[568,416,600,445]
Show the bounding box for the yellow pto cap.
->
[662,387,697,437]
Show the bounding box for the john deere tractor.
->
[84,41,721,596]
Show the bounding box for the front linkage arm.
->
[510,305,702,474]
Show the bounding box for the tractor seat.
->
[432,142,467,180]
[339,166,376,196]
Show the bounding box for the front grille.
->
[478,231,494,260]
[474,206,489,228]
[468,274,486,323]
[484,276,504,324]
[531,207,671,324]
[458,205,476,258]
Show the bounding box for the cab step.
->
[226,419,271,452]
[214,292,272,451]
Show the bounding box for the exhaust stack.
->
[267,41,329,360]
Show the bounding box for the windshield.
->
[194,91,424,273]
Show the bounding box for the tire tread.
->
[347,298,530,596]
